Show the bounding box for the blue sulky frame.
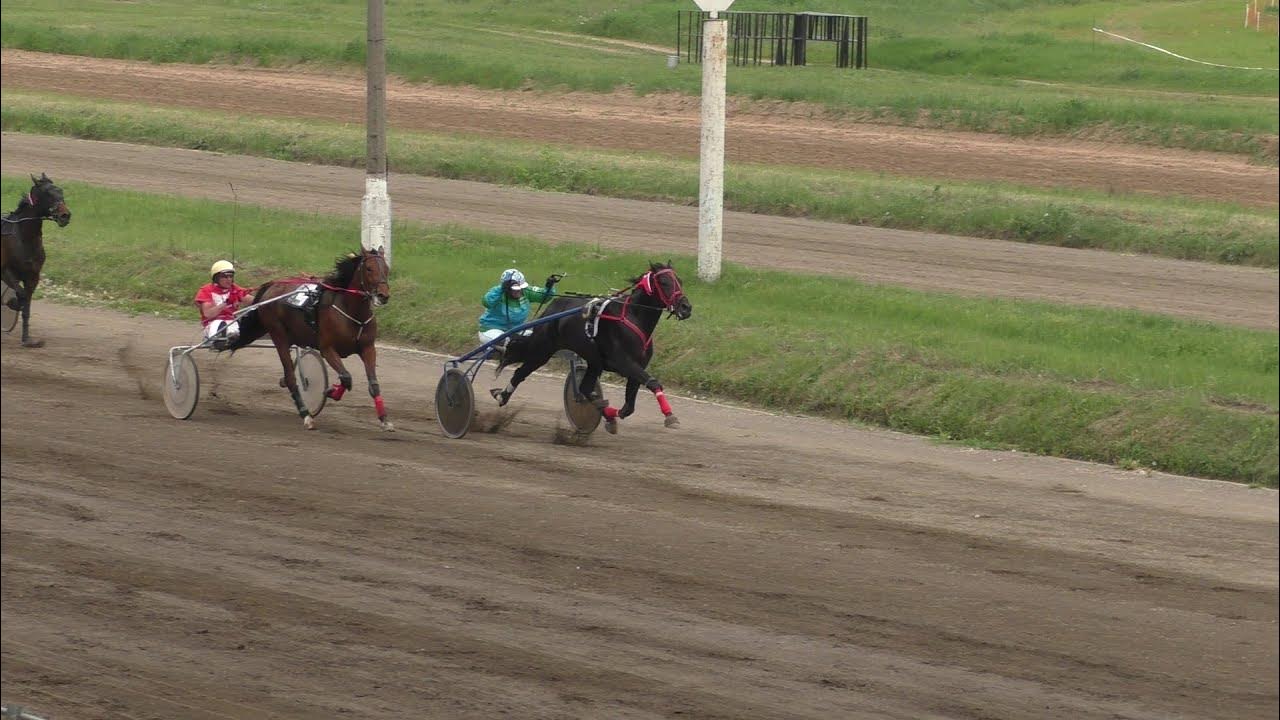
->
[435,305,601,439]
[162,288,328,421]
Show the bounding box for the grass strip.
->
[6,176,1275,486]
[4,93,1276,268]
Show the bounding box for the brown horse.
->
[1,174,72,348]
[231,247,391,430]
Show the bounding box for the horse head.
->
[637,261,692,320]
[29,173,71,227]
[357,246,391,307]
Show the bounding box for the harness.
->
[586,268,685,350]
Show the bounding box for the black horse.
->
[491,262,693,433]
[1,174,72,348]
[230,248,392,430]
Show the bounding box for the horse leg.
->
[581,363,622,435]
[490,348,554,407]
[357,344,393,432]
[1,268,21,311]
[617,377,642,419]
[272,333,314,429]
[319,346,353,402]
[19,276,42,348]
[610,356,679,428]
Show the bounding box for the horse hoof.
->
[279,377,288,388]
[381,420,396,432]
[604,419,619,435]
[21,338,44,348]
[489,388,510,407]
[303,415,316,430]
[664,415,681,429]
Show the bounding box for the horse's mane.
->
[324,251,362,287]
[7,193,33,219]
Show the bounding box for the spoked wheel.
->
[436,367,475,439]
[1,284,18,334]
[294,348,329,417]
[563,363,603,435]
[162,352,200,420]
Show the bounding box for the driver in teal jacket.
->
[478,268,560,352]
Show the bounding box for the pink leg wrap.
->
[654,389,673,416]
[374,395,387,419]
[328,383,347,401]
[602,405,619,420]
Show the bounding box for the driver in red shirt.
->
[194,260,255,348]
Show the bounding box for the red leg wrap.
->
[654,389,673,416]
[374,395,387,419]
[602,405,619,420]
[328,383,347,401]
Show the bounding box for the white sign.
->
[693,0,735,15]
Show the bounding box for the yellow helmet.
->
[210,260,235,280]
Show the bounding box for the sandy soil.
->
[3,49,1277,208]
[2,303,1277,719]
[4,133,1276,330]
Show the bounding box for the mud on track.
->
[3,133,1277,330]
[2,304,1276,719]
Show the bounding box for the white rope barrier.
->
[1091,27,1277,71]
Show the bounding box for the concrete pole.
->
[697,16,727,283]
[362,0,391,266]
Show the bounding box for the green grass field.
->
[5,95,1276,267]
[7,176,1275,486]
[2,0,1276,151]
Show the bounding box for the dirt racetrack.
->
[2,304,1277,719]
[3,49,1277,208]
[4,133,1277,330]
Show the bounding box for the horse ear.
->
[40,173,50,181]
[30,174,38,184]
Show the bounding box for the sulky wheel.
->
[162,352,200,420]
[562,363,603,435]
[294,348,329,417]
[0,284,18,334]
[435,367,475,439]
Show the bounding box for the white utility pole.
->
[362,0,391,265]
[694,0,734,282]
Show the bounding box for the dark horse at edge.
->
[1,174,72,348]
[231,247,392,431]
[492,262,693,434]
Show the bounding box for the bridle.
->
[635,268,686,314]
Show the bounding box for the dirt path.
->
[2,303,1276,719]
[5,132,1276,330]
[3,49,1276,208]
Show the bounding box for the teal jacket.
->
[478,284,555,332]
